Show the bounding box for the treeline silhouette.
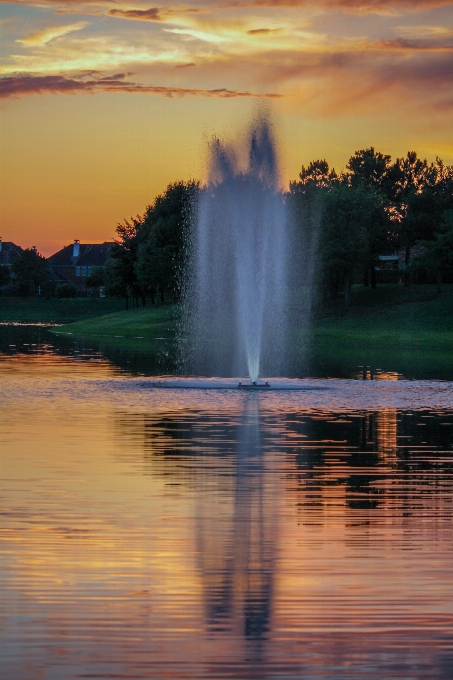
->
[7,147,449,305]
[101,148,452,309]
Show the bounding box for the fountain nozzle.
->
[238,381,270,390]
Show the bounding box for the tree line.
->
[103,147,452,309]
[289,149,453,306]
[2,147,452,307]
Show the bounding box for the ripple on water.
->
[2,350,453,679]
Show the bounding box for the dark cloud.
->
[379,37,453,50]
[247,28,282,34]
[0,73,281,99]
[176,62,197,67]
[256,47,453,112]
[108,5,205,21]
[108,8,163,21]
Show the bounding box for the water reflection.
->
[117,397,278,672]
[112,401,453,678]
[2,323,453,380]
[3,336,453,678]
[196,398,276,662]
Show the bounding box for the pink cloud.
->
[0,73,282,99]
[227,0,452,11]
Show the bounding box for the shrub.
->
[56,282,77,298]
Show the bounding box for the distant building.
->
[0,238,23,266]
[48,240,111,294]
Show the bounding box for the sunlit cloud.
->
[0,71,282,98]
[16,22,89,46]
[395,24,453,39]
[164,27,231,43]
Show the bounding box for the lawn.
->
[50,284,453,352]
[313,284,453,350]
[52,304,176,340]
[0,296,125,323]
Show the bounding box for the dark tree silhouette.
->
[12,248,49,297]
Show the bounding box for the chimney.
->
[73,240,80,257]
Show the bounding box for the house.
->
[47,240,111,294]
[0,238,23,266]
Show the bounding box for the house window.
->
[76,266,81,277]
[82,266,87,276]
[88,266,93,275]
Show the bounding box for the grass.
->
[0,296,125,323]
[50,284,453,351]
[52,304,177,341]
[313,284,453,350]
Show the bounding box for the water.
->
[184,114,295,382]
[2,325,453,679]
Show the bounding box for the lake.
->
[2,325,453,679]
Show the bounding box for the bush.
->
[56,282,77,298]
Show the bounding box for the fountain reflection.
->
[116,396,279,673]
[195,396,277,666]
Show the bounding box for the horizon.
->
[1,0,452,256]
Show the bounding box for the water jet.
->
[181,111,291,382]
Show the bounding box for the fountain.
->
[181,112,292,385]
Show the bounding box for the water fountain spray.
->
[183,112,289,384]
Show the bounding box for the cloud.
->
[247,28,282,35]
[226,0,453,12]
[0,72,282,98]
[108,6,205,21]
[379,37,453,50]
[108,8,163,21]
[1,0,451,12]
[16,22,89,46]
[261,47,453,113]
[396,25,453,39]
[175,61,197,67]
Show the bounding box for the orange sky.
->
[1,0,452,255]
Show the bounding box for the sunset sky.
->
[1,0,452,256]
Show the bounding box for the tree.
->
[287,162,337,312]
[346,147,393,197]
[56,282,77,298]
[412,209,453,290]
[296,159,338,190]
[11,248,49,297]
[105,216,143,308]
[390,155,453,282]
[346,148,397,286]
[318,185,381,307]
[136,181,199,304]
[0,265,11,293]
[85,268,105,289]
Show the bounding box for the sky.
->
[1,0,452,256]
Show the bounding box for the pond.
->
[2,325,453,679]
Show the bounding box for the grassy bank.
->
[53,284,453,352]
[0,297,125,323]
[52,304,176,341]
[313,284,453,350]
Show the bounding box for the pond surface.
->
[2,326,453,679]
